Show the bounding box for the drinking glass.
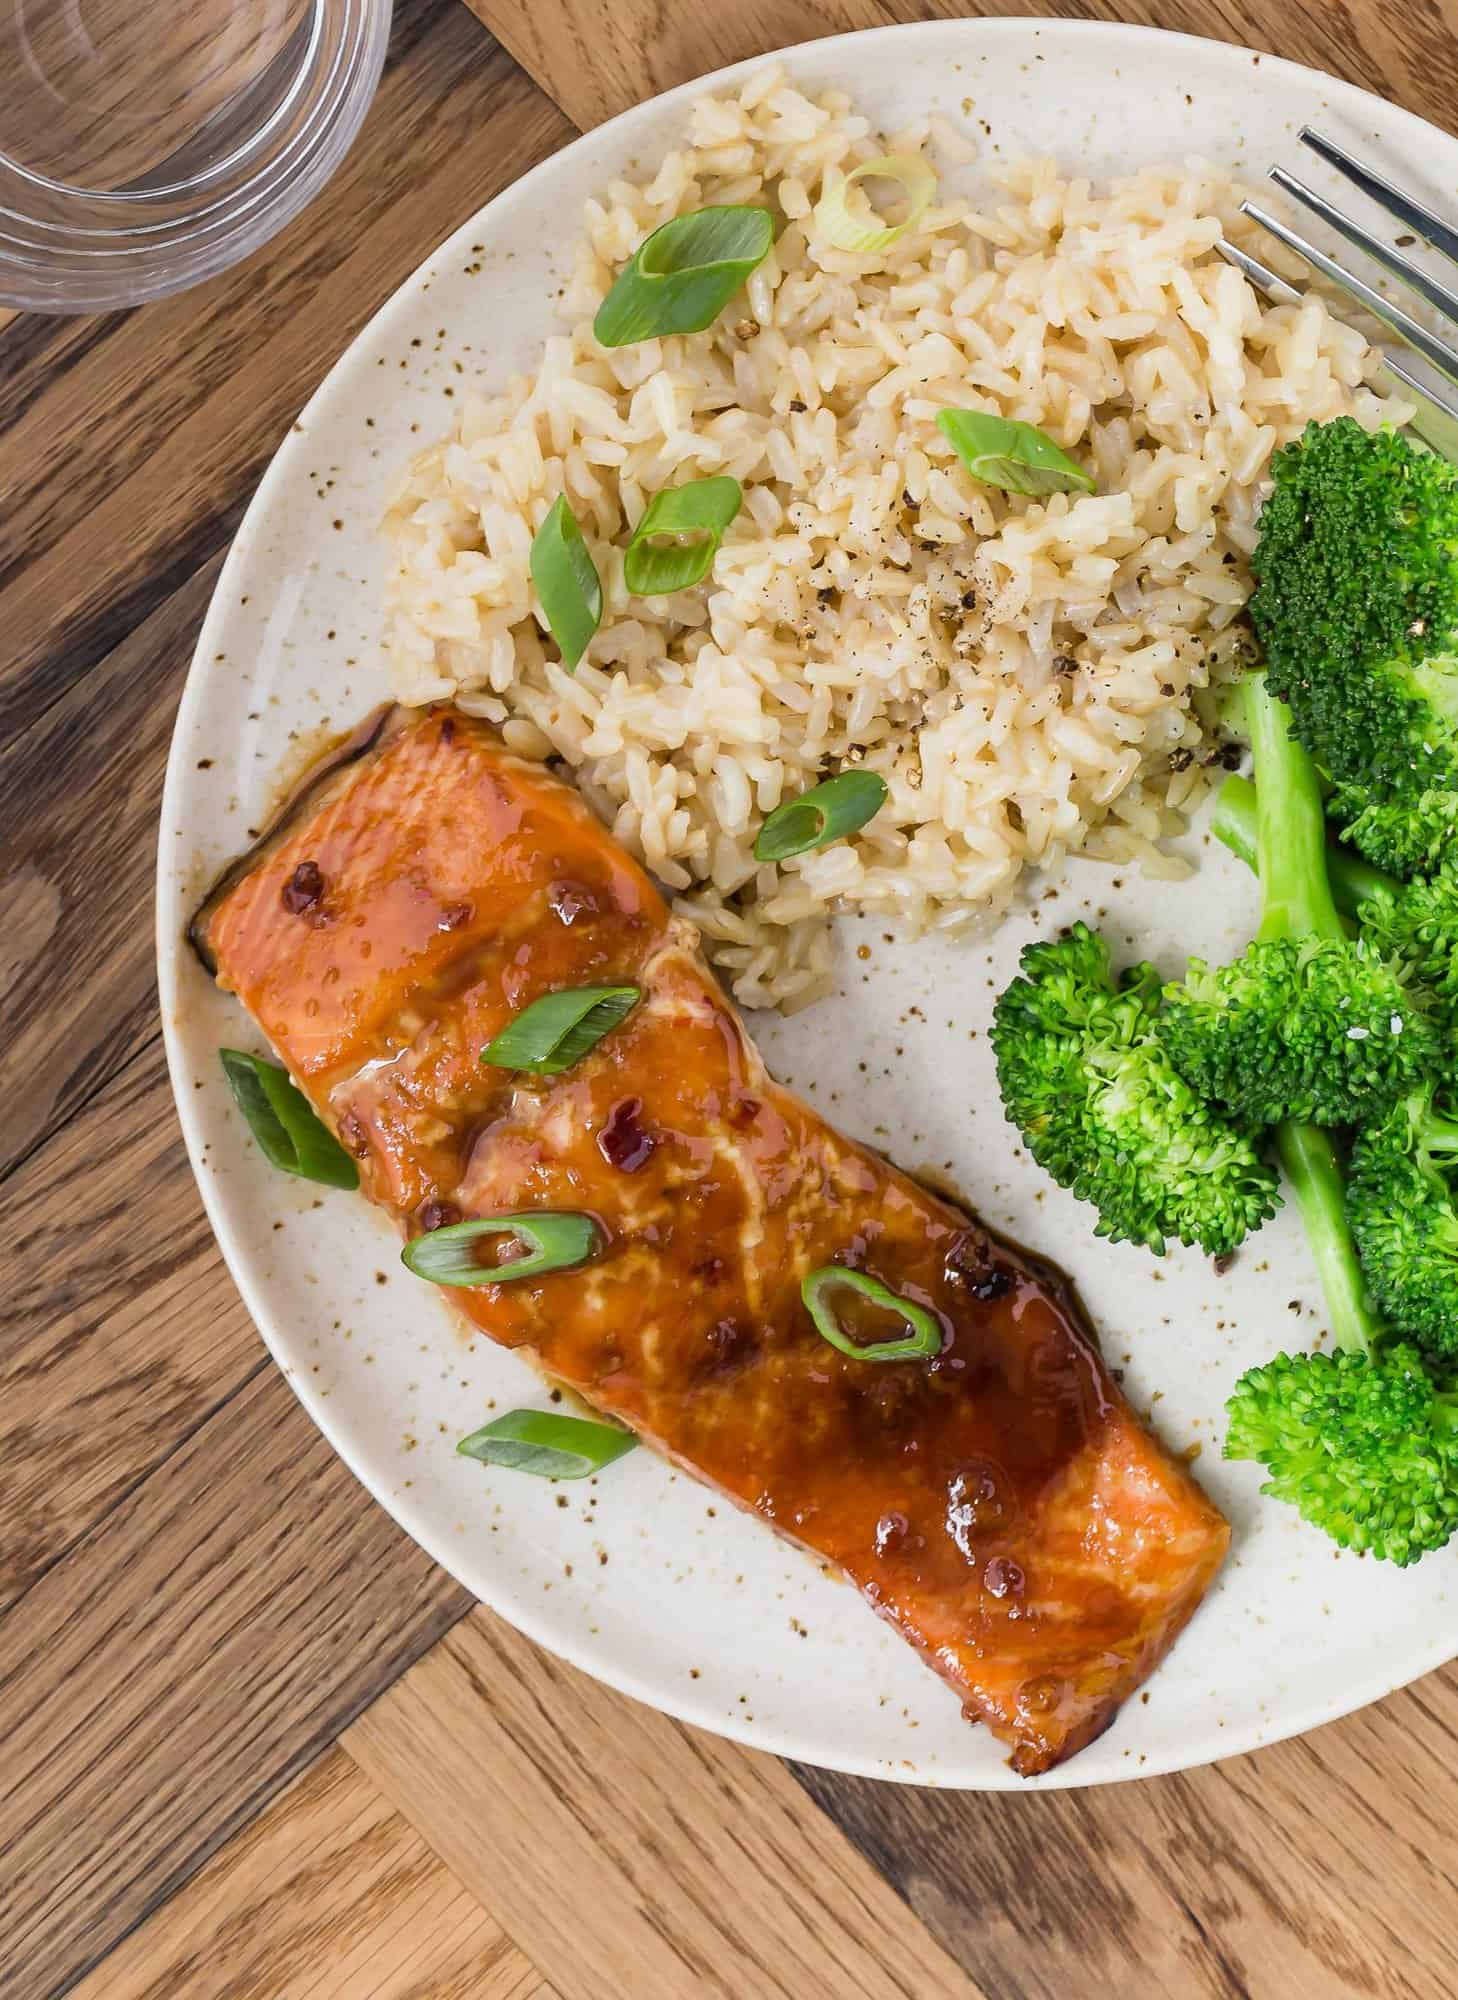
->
[0,0,392,311]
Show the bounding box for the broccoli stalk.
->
[1212,773,1389,914]
[1271,1122,1381,1353]
[1348,1087,1458,1359]
[1156,677,1440,1126]
[989,923,1279,1257]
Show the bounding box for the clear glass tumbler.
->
[0,0,392,312]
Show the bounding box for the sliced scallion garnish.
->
[529,495,602,671]
[802,1266,942,1363]
[458,1408,637,1480]
[936,409,1095,500]
[594,205,774,348]
[813,154,936,255]
[219,1049,359,1189]
[402,1212,602,1286]
[483,984,640,1075]
[623,475,742,596]
[753,770,888,863]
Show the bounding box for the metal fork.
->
[1216,128,1458,458]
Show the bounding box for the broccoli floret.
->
[1216,773,1458,1036]
[1353,864,1458,1035]
[1348,1086,1458,1359]
[990,922,1279,1256]
[1328,783,1458,879]
[1226,1342,1458,1566]
[1251,417,1458,873]
[1225,1121,1458,1564]
[1157,676,1439,1125]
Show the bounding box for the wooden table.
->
[5,2,1458,1994]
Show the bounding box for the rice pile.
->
[384,65,1403,1009]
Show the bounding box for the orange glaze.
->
[201,706,1229,1774]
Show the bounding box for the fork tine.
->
[1214,236,1304,307]
[1241,198,1458,390]
[1270,165,1458,333]
[1299,127,1458,271]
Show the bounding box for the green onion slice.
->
[219,1049,359,1189]
[802,1266,942,1363]
[814,154,936,255]
[594,205,774,348]
[458,1408,637,1480]
[402,1212,602,1286]
[753,770,888,863]
[623,476,742,596]
[529,494,602,671]
[936,409,1095,499]
[483,984,640,1075]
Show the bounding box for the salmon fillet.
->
[196,706,1229,1774]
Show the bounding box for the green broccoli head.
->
[1154,936,1440,1127]
[991,923,1279,1257]
[1252,417,1458,820]
[1355,858,1458,1030]
[1225,1343,1458,1565]
[1330,782,1458,879]
[1348,1086,1458,1360]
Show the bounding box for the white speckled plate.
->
[158,19,1458,1788]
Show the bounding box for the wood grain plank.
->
[0,556,221,1181]
[794,1669,1458,2000]
[0,1366,472,2000]
[460,0,1458,139]
[0,1033,260,1611]
[0,0,573,751]
[461,0,878,128]
[68,1746,552,2000]
[346,1607,982,2000]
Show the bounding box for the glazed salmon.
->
[196,706,1229,1774]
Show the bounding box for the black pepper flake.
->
[962,589,979,610]
[1169,748,1194,773]
[1053,653,1077,675]
[789,398,807,412]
